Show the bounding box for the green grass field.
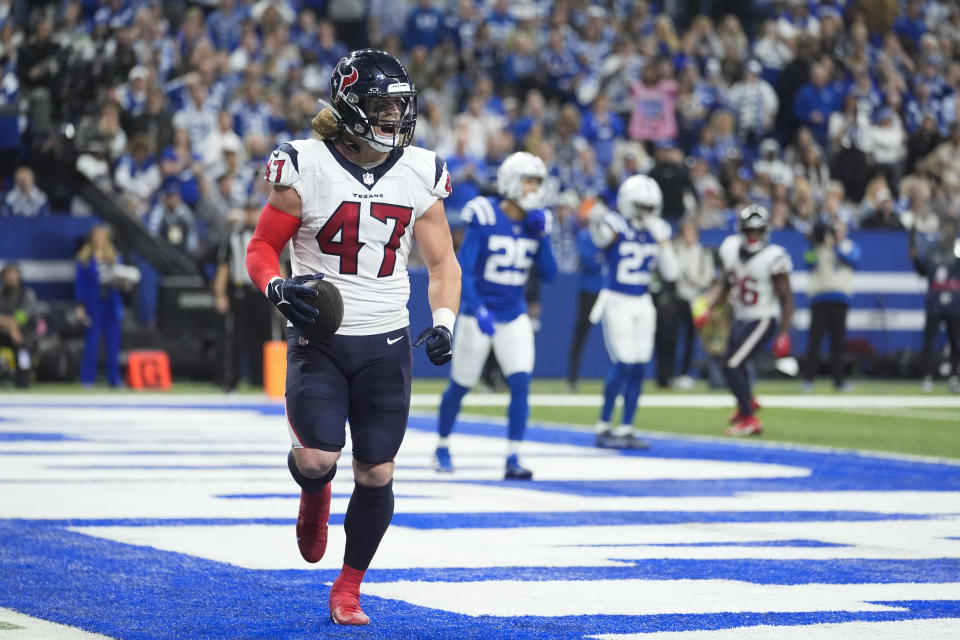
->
[456,404,960,460]
[3,378,958,460]
[434,379,960,460]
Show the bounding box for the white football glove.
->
[646,217,672,243]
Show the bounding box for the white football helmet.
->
[738,204,770,253]
[617,175,663,226]
[497,151,547,211]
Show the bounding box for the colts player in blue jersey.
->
[588,175,679,449]
[434,151,558,479]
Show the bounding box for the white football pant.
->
[598,290,656,364]
[450,313,535,388]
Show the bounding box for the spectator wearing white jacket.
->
[867,107,906,194]
[671,221,716,389]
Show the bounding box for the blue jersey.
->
[599,212,664,296]
[458,196,557,322]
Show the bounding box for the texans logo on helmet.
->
[336,63,359,102]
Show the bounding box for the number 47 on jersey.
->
[316,201,413,278]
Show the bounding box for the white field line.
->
[0,608,115,640]
[823,407,960,422]
[413,394,960,409]
[2,393,960,409]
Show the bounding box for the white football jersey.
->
[718,235,792,321]
[266,138,451,335]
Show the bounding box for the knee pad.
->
[288,450,337,493]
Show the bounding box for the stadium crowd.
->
[1,0,960,391]
[0,0,957,253]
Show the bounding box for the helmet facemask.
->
[738,206,770,253]
[497,152,547,211]
[624,201,658,227]
[349,92,417,152]
[514,175,546,211]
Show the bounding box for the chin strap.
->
[339,136,362,153]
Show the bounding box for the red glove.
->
[773,332,791,358]
[693,309,712,330]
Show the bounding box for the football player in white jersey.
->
[433,152,558,480]
[245,50,461,626]
[588,175,679,449]
[694,205,794,436]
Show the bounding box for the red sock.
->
[333,564,365,591]
[330,564,369,625]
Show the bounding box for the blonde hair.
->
[655,16,680,52]
[77,225,118,266]
[311,108,342,140]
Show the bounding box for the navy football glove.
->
[414,325,453,365]
[524,209,549,238]
[266,274,323,327]
[475,305,496,336]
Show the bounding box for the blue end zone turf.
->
[0,400,958,639]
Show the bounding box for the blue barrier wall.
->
[0,216,98,300]
[0,216,161,323]
[0,218,932,379]
[409,229,929,379]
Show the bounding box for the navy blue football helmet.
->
[330,49,417,152]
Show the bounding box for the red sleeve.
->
[246,203,301,293]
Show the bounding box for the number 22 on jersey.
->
[316,201,413,277]
[615,241,657,285]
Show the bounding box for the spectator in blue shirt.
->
[904,82,938,133]
[206,0,248,52]
[1,167,49,217]
[484,0,517,47]
[75,225,137,389]
[567,212,605,390]
[501,30,540,94]
[0,63,21,180]
[174,6,210,59]
[793,62,841,146]
[404,0,445,51]
[159,130,202,208]
[444,127,488,218]
[117,66,149,118]
[314,20,350,68]
[894,0,927,48]
[580,93,626,169]
[230,83,273,139]
[914,57,949,100]
[93,0,135,32]
[569,145,607,198]
[540,29,579,102]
